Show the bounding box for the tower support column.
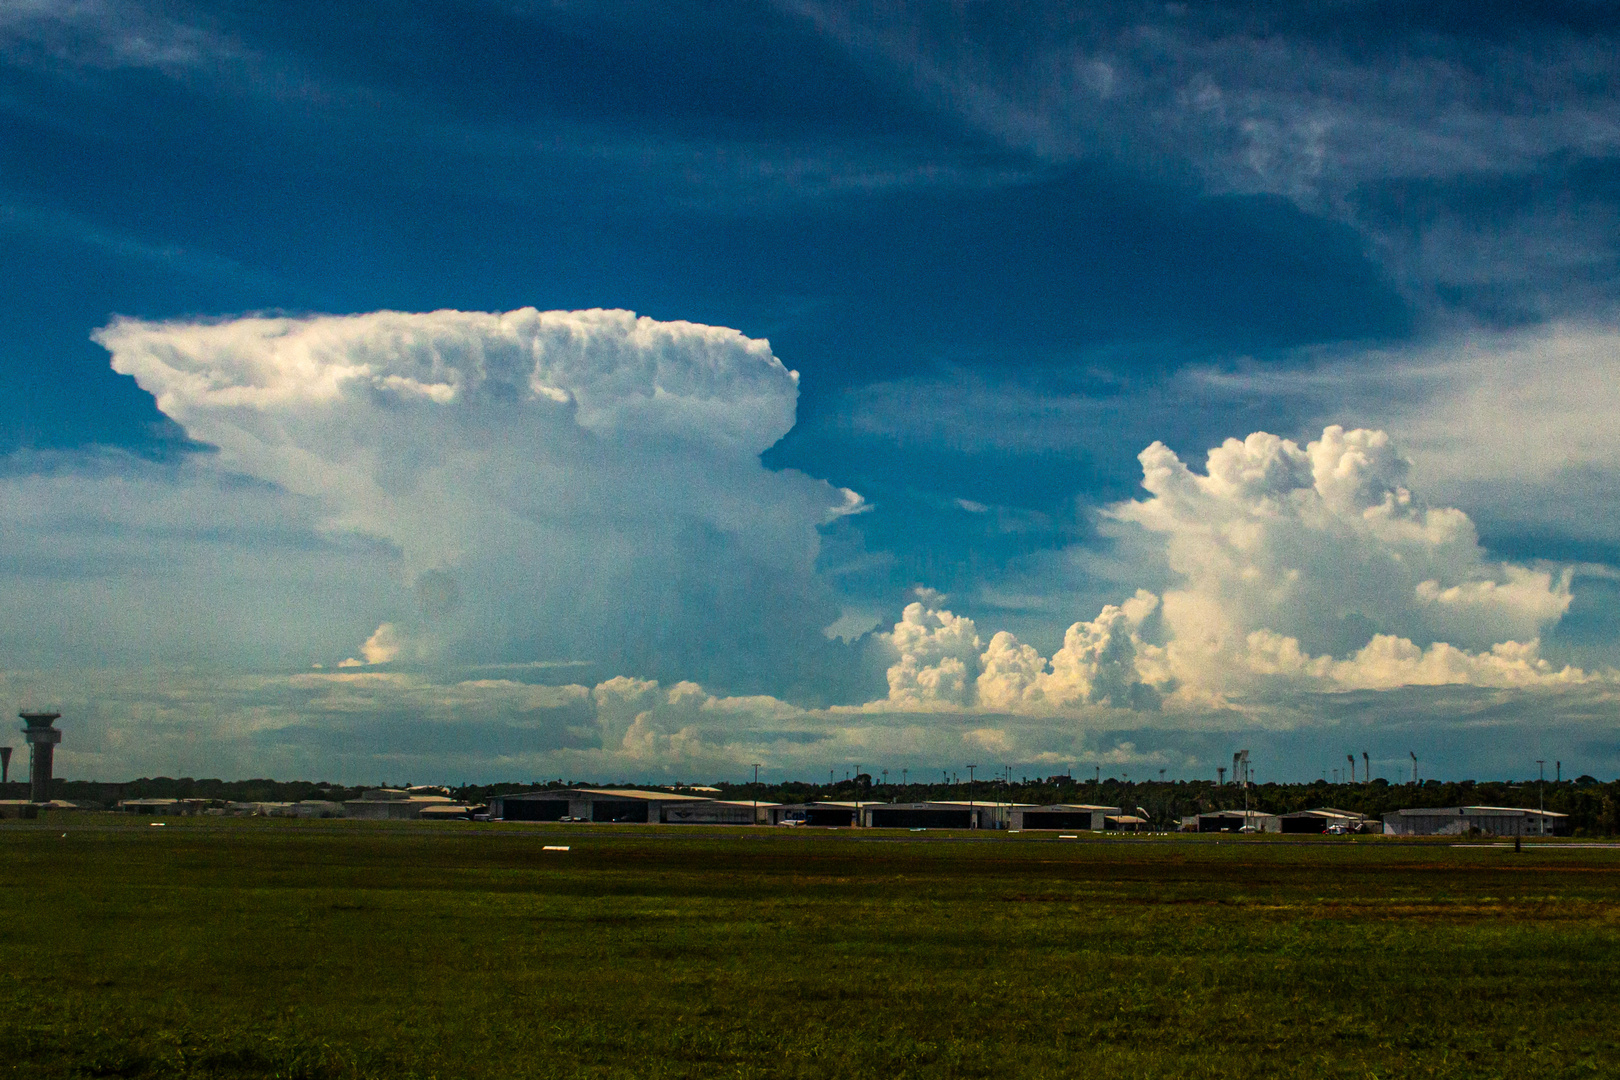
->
[20,713,62,805]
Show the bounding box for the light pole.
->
[752,763,761,826]
[1536,760,1546,836]
[1242,754,1250,826]
[966,764,977,829]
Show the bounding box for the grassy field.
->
[1,818,1616,1079]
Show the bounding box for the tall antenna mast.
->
[1410,751,1417,784]
[1239,750,1251,823]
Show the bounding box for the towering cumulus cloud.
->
[1123,427,1578,696]
[94,309,862,692]
[877,593,1162,714]
[877,426,1584,717]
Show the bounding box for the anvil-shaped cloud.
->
[89,308,863,694]
[0,310,1606,781]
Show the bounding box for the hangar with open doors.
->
[1010,804,1120,831]
[489,788,742,824]
[1196,809,1282,833]
[792,801,861,827]
[866,805,973,829]
[864,801,1027,829]
[1382,805,1566,837]
[1278,808,1373,834]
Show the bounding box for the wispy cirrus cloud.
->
[779,1,1620,318]
[779,1,1620,201]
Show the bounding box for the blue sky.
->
[4,0,1620,784]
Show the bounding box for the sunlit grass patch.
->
[0,821,1616,1078]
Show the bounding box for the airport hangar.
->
[858,801,1153,830]
[489,788,768,824]
[861,801,1029,829]
[779,801,863,827]
[1276,808,1374,834]
[1381,806,1569,837]
[1008,804,1123,831]
[1193,809,1284,833]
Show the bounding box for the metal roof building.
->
[773,801,861,827]
[489,788,759,824]
[1196,809,1283,833]
[116,798,210,816]
[1277,808,1375,834]
[344,789,457,820]
[1010,804,1121,831]
[1382,805,1569,837]
[1106,814,1150,832]
[862,800,1033,830]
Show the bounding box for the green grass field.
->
[1,818,1616,1079]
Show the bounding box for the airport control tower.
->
[20,712,61,804]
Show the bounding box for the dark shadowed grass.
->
[1,818,1616,1078]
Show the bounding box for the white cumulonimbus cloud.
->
[876,426,1588,716]
[88,308,864,693]
[3,307,1607,780]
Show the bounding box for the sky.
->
[3,0,1620,786]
